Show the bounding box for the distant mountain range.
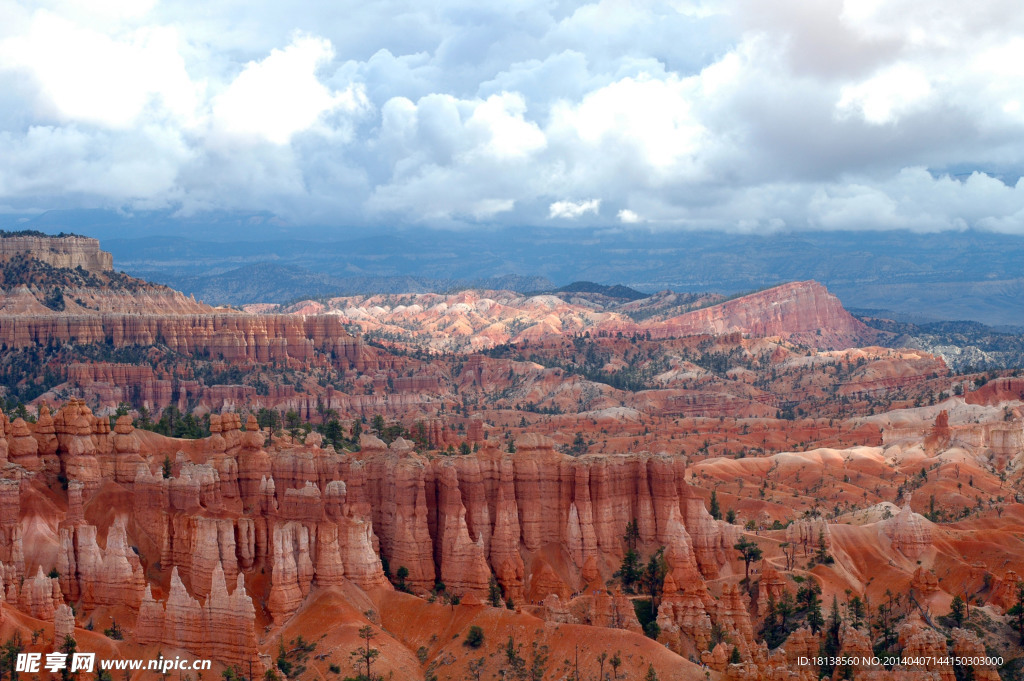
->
[150,263,557,306]
[5,209,1024,326]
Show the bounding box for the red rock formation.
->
[785,518,830,558]
[33,404,59,458]
[715,583,756,659]
[54,399,101,494]
[135,564,260,670]
[925,409,952,452]
[54,604,75,643]
[19,566,61,620]
[951,628,1000,681]
[112,415,144,482]
[781,626,818,668]
[57,516,146,608]
[990,570,1022,613]
[0,480,24,577]
[658,586,712,656]
[267,522,314,622]
[436,462,491,597]
[898,619,952,680]
[756,564,787,615]
[0,314,357,366]
[884,502,933,559]
[911,566,939,596]
[0,235,113,272]
[838,622,874,662]
[642,281,880,348]
[8,418,40,471]
[237,416,271,509]
[964,377,1024,406]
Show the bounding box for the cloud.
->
[0,1,1024,233]
[470,198,515,218]
[0,11,198,128]
[618,209,641,223]
[836,64,933,125]
[549,199,600,219]
[211,35,368,145]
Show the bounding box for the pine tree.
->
[814,529,833,565]
[733,537,762,582]
[58,635,76,681]
[609,652,622,680]
[623,520,640,552]
[709,490,721,520]
[819,596,842,679]
[503,636,526,680]
[761,592,781,648]
[488,575,503,607]
[350,626,379,681]
[395,566,410,593]
[806,588,824,635]
[641,548,669,603]
[950,594,966,626]
[1007,581,1024,643]
[618,520,642,592]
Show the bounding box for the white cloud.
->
[0,11,198,128]
[212,35,367,145]
[463,92,546,160]
[550,73,706,172]
[1,1,1024,232]
[470,198,515,218]
[836,64,932,124]
[549,199,600,219]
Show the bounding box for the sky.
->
[2,0,1024,233]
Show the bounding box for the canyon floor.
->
[0,233,1022,681]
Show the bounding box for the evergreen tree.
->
[819,596,842,679]
[709,490,721,520]
[623,520,640,552]
[350,626,379,681]
[463,626,484,649]
[776,590,795,634]
[1010,581,1024,643]
[528,642,549,681]
[641,548,669,603]
[618,520,642,592]
[609,652,622,680]
[488,575,503,607]
[1,632,24,681]
[733,537,762,582]
[950,594,966,626]
[58,635,76,681]
[502,636,526,680]
[814,529,833,565]
[395,566,410,593]
[806,589,824,635]
[761,592,781,648]
[872,590,900,657]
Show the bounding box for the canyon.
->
[0,235,1020,681]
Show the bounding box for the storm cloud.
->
[2,0,1024,232]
